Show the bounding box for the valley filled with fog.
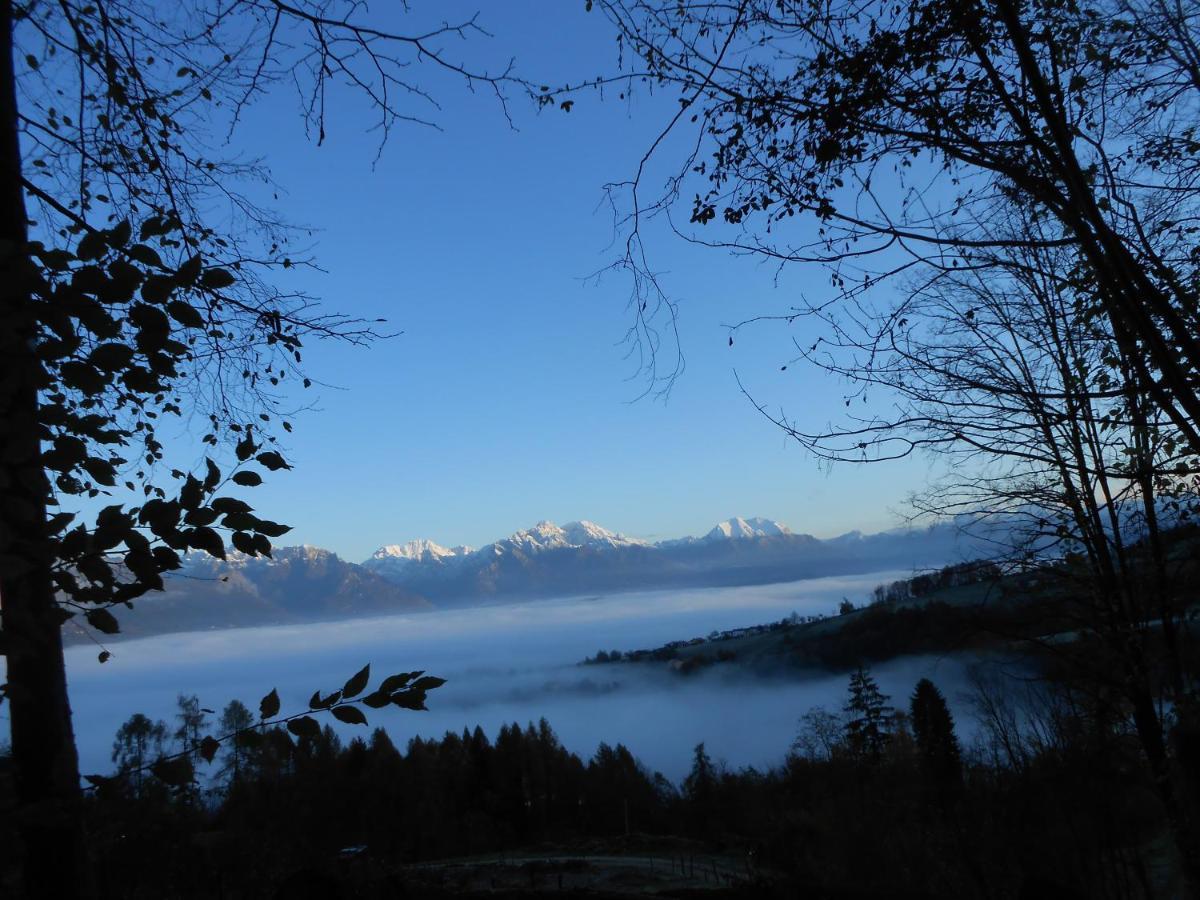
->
[65,571,975,782]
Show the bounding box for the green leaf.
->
[139,217,165,240]
[182,507,219,527]
[198,735,220,763]
[221,511,258,531]
[287,716,321,739]
[60,362,108,396]
[185,526,225,559]
[411,675,447,692]
[231,471,262,487]
[167,300,205,328]
[230,531,256,555]
[176,254,203,285]
[108,220,132,248]
[361,691,391,709]
[203,458,221,491]
[107,260,144,298]
[72,265,110,294]
[85,608,120,634]
[253,520,291,538]
[201,268,237,289]
[77,230,108,261]
[88,343,135,372]
[259,688,280,719]
[255,451,290,471]
[308,690,341,710]
[391,689,428,711]
[82,458,118,487]
[151,757,194,786]
[380,671,422,693]
[342,664,370,699]
[211,497,252,514]
[331,705,368,726]
[127,243,164,268]
[235,434,256,461]
[179,474,202,510]
[140,275,174,304]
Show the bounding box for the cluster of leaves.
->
[87,663,446,790]
[12,3,329,640]
[18,213,302,633]
[11,0,595,644]
[13,0,443,644]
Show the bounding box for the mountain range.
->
[74,516,987,644]
[77,545,431,642]
[359,516,975,606]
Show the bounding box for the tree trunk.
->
[0,1,94,896]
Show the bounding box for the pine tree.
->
[910,678,962,787]
[173,694,207,755]
[844,666,892,762]
[111,713,168,795]
[216,700,255,788]
[683,742,717,803]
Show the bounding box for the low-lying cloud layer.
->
[63,571,975,781]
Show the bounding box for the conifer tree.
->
[844,666,892,762]
[216,699,255,788]
[683,742,717,803]
[111,713,167,795]
[910,678,963,788]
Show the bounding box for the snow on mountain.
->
[704,517,793,541]
[366,517,792,569]
[561,520,649,549]
[371,539,473,563]
[487,520,650,557]
[363,538,473,579]
[502,520,572,553]
[143,513,981,623]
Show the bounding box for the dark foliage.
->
[4,664,1171,898]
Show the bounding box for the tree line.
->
[0,663,1181,897]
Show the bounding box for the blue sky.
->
[164,1,938,560]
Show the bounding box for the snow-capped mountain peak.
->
[704,517,793,541]
[363,539,473,577]
[371,539,471,562]
[490,520,651,556]
[562,520,650,548]
[498,521,569,553]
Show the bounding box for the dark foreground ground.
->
[271,836,900,899]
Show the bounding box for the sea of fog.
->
[63,571,978,782]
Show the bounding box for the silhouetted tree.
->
[910,679,962,789]
[111,713,167,796]
[845,666,892,763]
[173,694,207,755]
[216,699,255,788]
[683,742,717,803]
[595,0,1200,450]
[592,1,1200,871]
[1,3,522,891]
[793,707,844,761]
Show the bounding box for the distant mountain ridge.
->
[74,516,983,643]
[360,515,976,606]
[70,545,431,644]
